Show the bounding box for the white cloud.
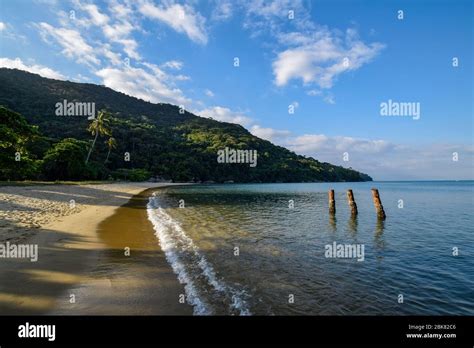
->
[323,94,335,104]
[171,74,191,81]
[99,43,123,66]
[72,0,140,60]
[102,21,134,40]
[0,57,66,80]
[36,22,100,66]
[96,65,190,105]
[307,89,336,104]
[141,61,189,82]
[138,1,208,44]
[196,106,253,125]
[115,38,140,60]
[307,89,321,96]
[273,29,384,88]
[162,60,183,70]
[289,134,393,154]
[250,125,292,142]
[204,89,215,97]
[313,140,474,181]
[245,0,297,18]
[0,21,27,42]
[82,3,109,26]
[173,74,190,81]
[243,0,314,37]
[212,0,233,21]
[34,11,191,105]
[108,0,133,19]
[241,1,384,94]
[246,127,473,180]
[141,61,167,78]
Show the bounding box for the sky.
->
[0,0,472,180]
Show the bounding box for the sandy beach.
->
[0,182,193,315]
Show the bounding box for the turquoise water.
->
[147,181,474,315]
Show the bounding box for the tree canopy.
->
[0,68,372,182]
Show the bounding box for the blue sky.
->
[0,0,472,180]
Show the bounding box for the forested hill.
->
[0,68,372,182]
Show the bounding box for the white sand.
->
[0,183,171,242]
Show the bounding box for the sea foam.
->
[146,192,251,315]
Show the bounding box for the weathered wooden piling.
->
[346,189,358,216]
[371,188,386,220]
[328,189,336,214]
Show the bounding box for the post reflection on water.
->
[374,218,386,255]
[348,215,358,235]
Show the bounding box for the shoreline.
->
[52,187,193,315]
[0,182,192,315]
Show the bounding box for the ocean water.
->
[146,182,474,315]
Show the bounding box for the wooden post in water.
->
[371,188,386,220]
[346,189,358,216]
[328,189,336,215]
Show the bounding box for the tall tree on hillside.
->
[104,137,117,164]
[85,110,111,164]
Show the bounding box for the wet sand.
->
[0,183,192,315]
[52,188,193,315]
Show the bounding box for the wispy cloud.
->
[72,0,141,60]
[96,64,191,106]
[80,2,109,26]
[162,60,183,70]
[29,1,193,106]
[0,21,28,42]
[211,0,233,21]
[242,0,314,37]
[204,89,215,97]
[138,0,208,44]
[35,22,101,66]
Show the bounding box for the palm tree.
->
[104,137,117,164]
[85,110,111,164]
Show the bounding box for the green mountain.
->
[0,68,372,182]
